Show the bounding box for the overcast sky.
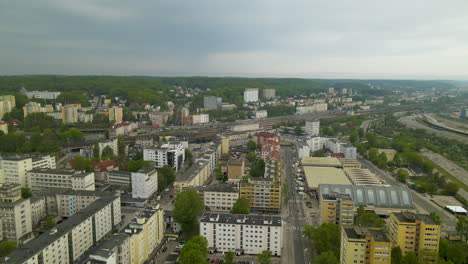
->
[1,0,467,79]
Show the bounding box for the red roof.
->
[330,153,345,158]
[92,160,117,172]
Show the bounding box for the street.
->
[281,147,309,264]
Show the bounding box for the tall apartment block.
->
[305,119,320,136]
[143,142,185,171]
[0,183,33,244]
[243,88,259,103]
[340,226,391,264]
[109,106,123,123]
[319,192,354,225]
[262,88,275,100]
[27,168,95,191]
[388,212,441,262]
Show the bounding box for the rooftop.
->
[189,184,239,193]
[392,212,438,225]
[343,168,383,186]
[343,226,389,243]
[200,212,282,227]
[301,157,342,167]
[304,167,350,189]
[176,160,209,183]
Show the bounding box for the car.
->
[162,246,168,252]
[176,244,184,249]
[174,250,180,254]
[164,188,170,193]
[179,240,186,244]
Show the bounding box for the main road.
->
[281,147,310,264]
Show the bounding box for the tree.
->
[21,187,32,199]
[93,142,100,159]
[178,236,208,264]
[184,149,193,164]
[45,216,56,229]
[396,169,410,183]
[303,223,340,258]
[0,241,16,258]
[401,251,419,264]
[312,149,326,157]
[173,190,203,233]
[391,246,403,264]
[257,250,272,264]
[231,197,251,214]
[315,250,339,264]
[23,112,56,132]
[216,166,224,181]
[101,146,114,159]
[429,212,442,225]
[456,216,468,242]
[71,155,93,172]
[246,152,257,162]
[127,160,152,173]
[358,127,365,138]
[158,165,176,191]
[117,136,125,157]
[354,205,385,228]
[59,128,84,143]
[247,140,257,151]
[224,251,235,264]
[350,132,358,143]
[294,125,303,135]
[440,240,468,264]
[250,158,265,178]
[442,182,459,196]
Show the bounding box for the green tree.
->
[158,165,176,191]
[101,146,114,159]
[315,250,339,264]
[56,91,90,106]
[429,212,442,225]
[303,223,340,258]
[23,112,56,132]
[59,128,84,143]
[401,251,419,264]
[117,136,126,157]
[45,216,56,229]
[366,133,378,147]
[440,240,468,264]
[178,236,208,264]
[257,250,272,264]
[396,169,410,183]
[294,125,303,135]
[312,149,326,157]
[350,131,358,143]
[71,155,93,172]
[354,205,385,228]
[21,187,32,199]
[391,246,403,264]
[173,190,203,233]
[216,166,224,181]
[247,140,257,151]
[127,160,152,173]
[456,216,468,242]
[230,197,251,214]
[0,241,16,258]
[185,148,193,165]
[224,251,235,264]
[442,182,459,196]
[358,127,365,138]
[93,142,100,159]
[246,152,257,162]
[250,158,265,178]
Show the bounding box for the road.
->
[360,120,372,132]
[357,155,457,231]
[281,147,309,264]
[399,115,467,142]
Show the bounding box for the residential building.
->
[23,102,41,117]
[319,192,354,225]
[124,207,165,264]
[30,196,47,227]
[340,226,391,264]
[0,121,8,134]
[143,142,185,171]
[305,119,320,136]
[32,155,56,169]
[200,213,283,256]
[6,194,121,264]
[388,212,441,261]
[135,136,154,149]
[460,106,467,118]
[0,100,12,119]
[296,103,328,114]
[252,110,268,119]
[255,131,280,146]
[27,168,95,191]
[0,95,16,108]
[0,156,32,186]
[0,183,33,244]
[62,104,80,124]
[204,96,222,110]
[81,233,130,264]
[192,113,210,124]
[227,158,245,182]
[202,184,239,212]
[109,106,124,122]
[297,141,310,159]
[21,88,61,100]
[173,160,210,193]
[107,170,132,187]
[262,88,275,100]
[366,99,384,105]
[243,88,259,103]
[221,136,230,155]
[131,168,158,199]
[98,138,118,158]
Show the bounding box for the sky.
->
[1,0,468,79]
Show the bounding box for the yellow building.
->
[104,99,112,105]
[388,212,441,262]
[61,104,81,124]
[227,158,245,182]
[173,160,210,193]
[125,206,165,264]
[0,100,13,119]
[0,121,8,134]
[221,136,230,155]
[320,193,354,225]
[0,95,16,108]
[341,226,391,264]
[109,106,123,123]
[23,102,42,117]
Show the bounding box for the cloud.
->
[0,0,467,79]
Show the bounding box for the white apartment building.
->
[297,141,310,159]
[244,88,259,103]
[21,88,61,100]
[85,233,130,264]
[32,155,56,169]
[30,197,47,227]
[305,119,320,136]
[307,136,327,153]
[203,184,239,212]
[143,142,185,171]
[27,169,95,191]
[200,213,283,256]
[6,195,121,264]
[306,137,356,159]
[252,110,268,119]
[0,155,55,187]
[296,103,328,114]
[107,170,132,187]
[192,114,210,124]
[0,183,33,244]
[131,168,158,199]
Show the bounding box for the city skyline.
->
[1,0,468,79]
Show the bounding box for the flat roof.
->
[343,168,383,186]
[301,157,342,167]
[200,212,282,227]
[304,167,350,189]
[176,160,209,183]
[343,226,389,242]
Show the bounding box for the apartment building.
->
[240,177,281,213]
[305,119,320,136]
[143,142,185,171]
[262,88,275,100]
[243,88,259,103]
[123,207,165,264]
[81,233,131,264]
[131,168,158,199]
[0,121,8,134]
[107,170,132,187]
[319,192,354,225]
[221,136,230,155]
[6,195,121,264]
[98,138,118,158]
[227,158,245,182]
[62,104,80,124]
[203,184,239,212]
[252,110,268,119]
[0,183,33,244]
[204,96,221,110]
[341,226,391,264]
[0,155,55,187]
[21,89,61,100]
[30,196,47,227]
[200,213,283,256]
[0,95,16,108]
[27,168,95,191]
[388,212,441,262]
[173,160,210,193]
[109,106,124,122]
[192,114,210,124]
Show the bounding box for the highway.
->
[281,147,309,264]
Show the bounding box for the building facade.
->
[341,226,391,264]
[143,142,185,171]
[27,169,95,191]
[243,88,259,103]
[305,119,320,136]
[109,106,124,123]
[319,193,354,225]
[262,88,275,100]
[131,168,158,199]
